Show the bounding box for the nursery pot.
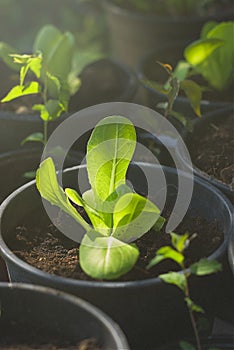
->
[102,0,232,68]
[0,148,84,205]
[138,42,234,118]
[176,106,234,204]
[0,58,137,154]
[0,282,129,349]
[0,163,233,349]
[157,336,234,349]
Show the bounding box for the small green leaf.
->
[142,79,170,95]
[185,297,204,314]
[23,171,36,179]
[21,132,44,146]
[113,193,160,242]
[179,340,196,350]
[184,38,224,65]
[190,258,222,276]
[180,79,202,117]
[159,271,186,292]
[153,216,166,232]
[1,82,40,102]
[36,158,90,231]
[170,232,189,253]
[149,246,184,267]
[80,231,139,280]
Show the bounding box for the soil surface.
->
[190,113,234,188]
[0,323,101,350]
[9,208,223,282]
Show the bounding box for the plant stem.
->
[43,120,48,147]
[184,269,202,350]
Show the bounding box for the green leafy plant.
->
[36,115,165,280]
[114,0,230,16]
[143,62,203,128]
[147,232,222,350]
[0,25,80,146]
[183,21,234,92]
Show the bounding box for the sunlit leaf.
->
[80,230,139,280]
[1,82,40,102]
[159,271,186,292]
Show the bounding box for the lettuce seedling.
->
[36,116,163,280]
[0,25,80,146]
[148,232,222,350]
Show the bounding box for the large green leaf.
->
[112,193,160,242]
[34,25,75,97]
[36,157,90,231]
[184,38,224,65]
[185,22,234,91]
[1,82,40,102]
[80,230,139,280]
[86,116,136,201]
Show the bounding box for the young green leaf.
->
[36,157,90,231]
[113,193,160,242]
[21,132,44,146]
[190,258,222,276]
[148,246,184,269]
[86,116,136,201]
[184,297,204,314]
[159,271,186,292]
[80,230,139,280]
[170,232,189,253]
[1,82,40,103]
[153,215,166,232]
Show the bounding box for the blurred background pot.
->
[102,0,232,68]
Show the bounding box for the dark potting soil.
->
[9,208,223,282]
[190,113,234,187]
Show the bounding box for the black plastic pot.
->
[0,148,83,205]
[0,283,129,349]
[0,163,233,349]
[157,336,234,349]
[102,0,232,68]
[176,106,234,204]
[0,58,137,154]
[138,42,234,118]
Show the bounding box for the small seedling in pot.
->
[0,25,80,146]
[147,232,222,350]
[36,115,165,280]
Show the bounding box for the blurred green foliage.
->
[0,0,107,57]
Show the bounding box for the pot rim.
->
[102,0,231,23]
[0,163,233,289]
[0,282,130,349]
